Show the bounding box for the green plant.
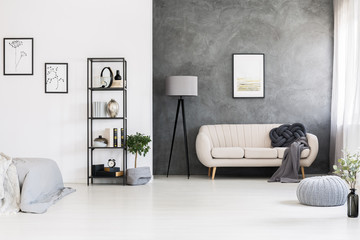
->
[333,150,360,189]
[126,132,151,168]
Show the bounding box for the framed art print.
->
[3,38,33,75]
[232,53,265,98]
[45,63,68,93]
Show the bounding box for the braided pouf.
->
[296,176,348,207]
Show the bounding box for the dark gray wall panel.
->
[153,0,333,176]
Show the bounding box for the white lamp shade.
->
[166,76,198,96]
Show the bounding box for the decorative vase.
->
[348,188,359,218]
[107,99,119,118]
[111,70,123,88]
[94,135,108,147]
[100,67,113,88]
[126,167,151,186]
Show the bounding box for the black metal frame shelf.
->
[89,117,126,120]
[88,147,125,149]
[87,57,127,186]
[90,175,123,179]
[89,58,126,62]
[89,87,127,91]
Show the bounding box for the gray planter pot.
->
[126,167,151,186]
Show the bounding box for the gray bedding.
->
[13,158,75,214]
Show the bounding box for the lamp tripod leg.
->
[167,99,181,177]
[180,99,190,179]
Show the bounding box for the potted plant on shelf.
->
[333,150,360,218]
[126,132,151,185]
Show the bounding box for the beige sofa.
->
[195,124,318,179]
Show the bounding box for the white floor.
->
[1,176,359,240]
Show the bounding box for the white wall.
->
[0,0,153,183]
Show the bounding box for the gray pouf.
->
[126,167,151,186]
[296,176,348,207]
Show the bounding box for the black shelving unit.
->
[87,58,127,185]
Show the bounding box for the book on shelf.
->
[104,128,123,147]
[95,171,123,177]
[93,102,98,117]
[92,101,107,117]
[113,128,118,147]
[121,128,124,147]
[104,167,121,172]
[104,128,113,147]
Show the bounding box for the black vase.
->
[115,70,122,80]
[347,188,359,218]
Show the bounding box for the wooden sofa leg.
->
[212,167,217,180]
[301,166,305,179]
[208,167,212,177]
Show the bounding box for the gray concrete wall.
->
[153,0,333,176]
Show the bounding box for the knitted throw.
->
[269,123,307,147]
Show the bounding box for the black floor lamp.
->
[166,76,198,179]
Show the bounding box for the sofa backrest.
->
[199,124,281,148]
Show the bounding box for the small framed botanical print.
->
[232,53,265,98]
[45,63,68,93]
[3,38,34,75]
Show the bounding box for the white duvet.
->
[0,152,20,214]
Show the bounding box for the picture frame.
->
[3,38,34,75]
[45,63,68,93]
[232,53,265,98]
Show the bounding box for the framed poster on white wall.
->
[3,38,33,75]
[45,63,68,93]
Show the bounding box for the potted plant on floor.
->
[333,150,360,218]
[126,132,151,185]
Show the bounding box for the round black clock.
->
[108,159,116,168]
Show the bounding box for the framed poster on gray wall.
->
[3,38,34,75]
[232,53,265,98]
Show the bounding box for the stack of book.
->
[92,164,123,177]
[104,128,124,147]
[93,102,107,117]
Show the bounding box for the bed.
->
[0,153,75,214]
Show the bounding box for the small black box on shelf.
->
[92,164,104,176]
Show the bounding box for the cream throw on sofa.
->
[195,124,318,178]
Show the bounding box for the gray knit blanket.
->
[268,123,309,183]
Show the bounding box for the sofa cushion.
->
[275,147,310,159]
[211,147,244,159]
[244,148,277,159]
[200,124,281,148]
